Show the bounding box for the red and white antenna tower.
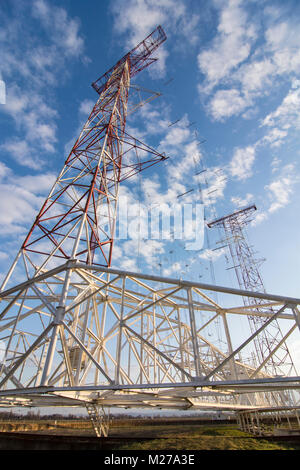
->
[0,25,170,398]
[1,26,167,289]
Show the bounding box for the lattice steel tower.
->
[208,205,297,381]
[2,26,167,285]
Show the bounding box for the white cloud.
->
[261,128,288,148]
[5,81,55,122]
[1,1,86,86]
[198,0,256,93]
[265,17,300,59]
[32,0,85,57]
[261,88,300,131]
[0,162,11,180]
[119,256,139,272]
[250,211,268,227]
[0,184,42,228]
[248,163,299,226]
[208,88,251,121]
[200,167,227,205]
[229,145,256,180]
[0,139,39,169]
[118,238,165,271]
[149,47,169,78]
[111,0,168,76]
[199,248,226,262]
[0,166,56,237]
[142,176,187,207]
[131,102,170,136]
[79,99,95,116]
[111,0,200,77]
[256,87,300,151]
[112,0,166,48]
[265,164,298,214]
[4,86,29,114]
[0,1,86,168]
[0,251,9,261]
[197,3,300,123]
[266,177,293,213]
[1,85,58,167]
[270,156,282,173]
[236,59,275,95]
[291,79,300,89]
[167,139,202,185]
[15,173,56,193]
[140,239,165,266]
[231,193,254,208]
[160,124,190,149]
[163,261,183,277]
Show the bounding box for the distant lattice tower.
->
[208,205,297,382]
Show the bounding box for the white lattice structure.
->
[0,261,299,410]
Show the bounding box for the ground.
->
[0,417,299,450]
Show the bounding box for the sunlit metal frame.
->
[0,261,299,410]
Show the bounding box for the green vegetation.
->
[111,424,300,451]
[0,414,299,450]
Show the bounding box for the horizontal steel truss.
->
[0,260,299,410]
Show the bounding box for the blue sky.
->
[1,0,300,303]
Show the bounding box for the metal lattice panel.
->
[0,262,299,409]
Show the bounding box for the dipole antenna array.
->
[208,205,297,380]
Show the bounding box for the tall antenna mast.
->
[1,26,167,290]
[208,205,297,380]
[0,25,167,389]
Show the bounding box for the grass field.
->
[109,423,300,451]
[1,418,299,450]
